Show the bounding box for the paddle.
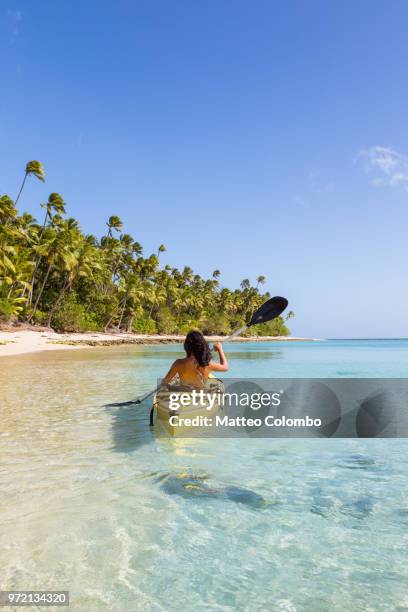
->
[223,296,289,342]
[106,296,288,407]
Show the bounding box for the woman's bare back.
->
[174,356,211,387]
[163,342,228,388]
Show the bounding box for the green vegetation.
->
[0,161,294,334]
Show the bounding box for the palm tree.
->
[2,160,293,337]
[132,242,143,257]
[146,245,167,317]
[0,196,18,223]
[0,244,17,279]
[121,274,146,331]
[5,255,32,300]
[0,198,20,285]
[15,161,45,205]
[46,233,102,327]
[157,244,166,258]
[29,220,79,321]
[18,212,36,232]
[256,275,266,290]
[181,266,193,285]
[106,215,123,237]
[27,193,66,304]
[40,193,65,230]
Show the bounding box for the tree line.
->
[0,161,294,335]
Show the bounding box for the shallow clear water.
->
[1,340,408,611]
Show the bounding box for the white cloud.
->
[359,146,408,190]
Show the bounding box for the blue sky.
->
[1,0,407,338]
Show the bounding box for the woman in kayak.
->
[162,330,228,388]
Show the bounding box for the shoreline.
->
[0,329,317,358]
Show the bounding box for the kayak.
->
[151,377,224,436]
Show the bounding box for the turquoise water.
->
[1,340,408,611]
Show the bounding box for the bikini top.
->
[178,358,207,388]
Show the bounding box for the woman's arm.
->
[210,342,229,372]
[162,359,180,383]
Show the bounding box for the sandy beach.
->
[0,329,316,358]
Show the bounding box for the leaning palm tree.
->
[147,245,166,317]
[15,161,45,205]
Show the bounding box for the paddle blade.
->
[104,400,138,408]
[248,296,288,327]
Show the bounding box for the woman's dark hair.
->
[184,330,212,367]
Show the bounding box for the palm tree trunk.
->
[28,211,49,306]
[29,263,53,321]
[104,304,118,331]
[149,298,155,318]
[126,313,135,332]
[46,277,71,327]
[118,294,128,329]
[104,314,115,331]
[15,172,28,206]
[28,257,41,306]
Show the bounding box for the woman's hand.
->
[213,341,223,352]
